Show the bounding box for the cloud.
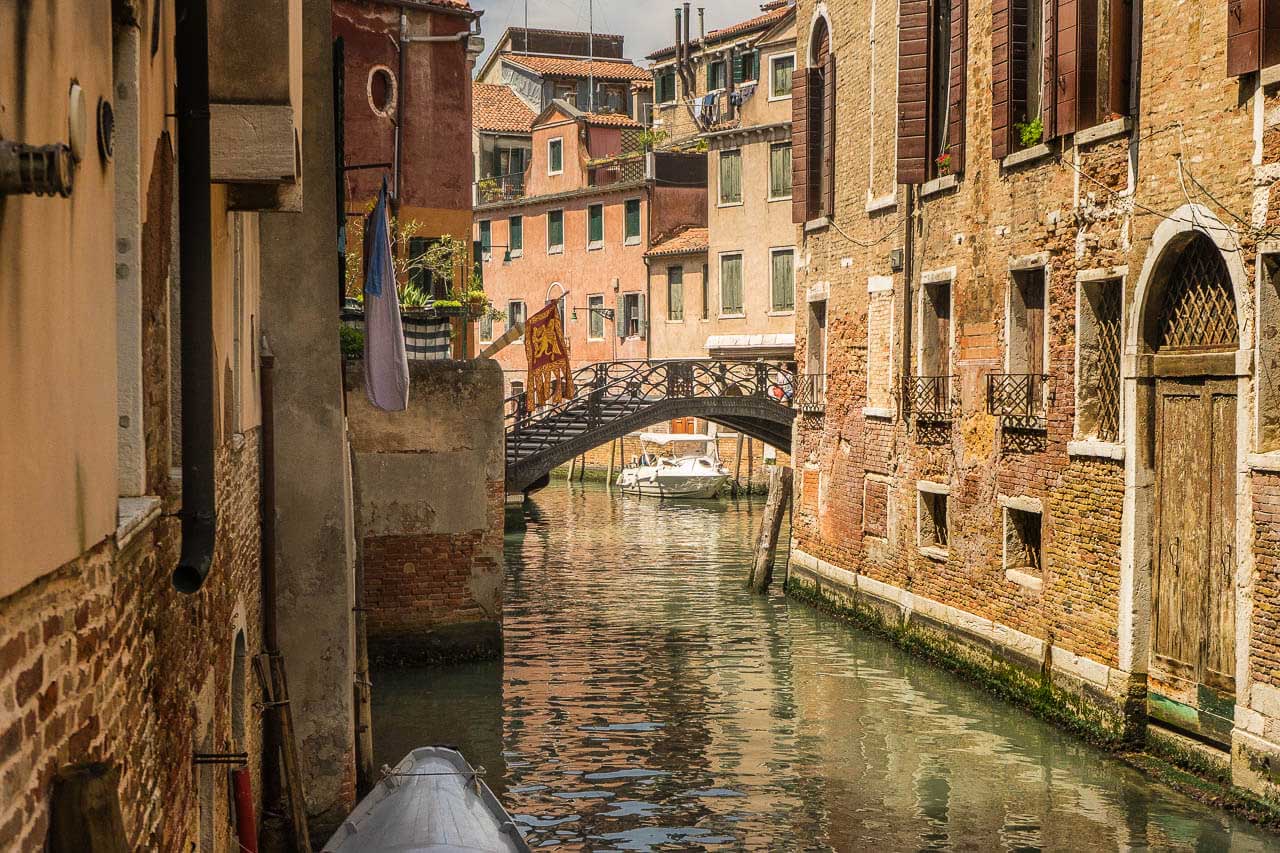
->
[470,0,768,66]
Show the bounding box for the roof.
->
[500,25,624,41]
[502,54,653,83]
[533,99,643,130]
[647,2,793,60]
[645,226,709,257]
[401,0,474,11]
[472,83,535,134]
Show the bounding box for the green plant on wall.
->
[1014,116,1044,149]
[633,128,669,153]
[343,203,433,306]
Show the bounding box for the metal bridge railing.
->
[794,374,826,414]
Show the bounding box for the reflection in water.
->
[373,483,1275,851]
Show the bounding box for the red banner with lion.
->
[523,302,574,408]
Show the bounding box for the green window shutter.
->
[719,151,742,204]
[771,56,793,98]
[637,293,647,339]
[549,140,563,173]
[589,205,603,243]
[548,211,563,249]
[668,267,683,321]
[771,250,794,311]
[509,216,523,251]
[721,255,743,314]
[625,199,641,240]
[733,54,745,84]
[770,144,792,198]
[617,293,627,340]
[479,221,491,253]
[707,61,715,89]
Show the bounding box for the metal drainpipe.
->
[901,185,916,421]
[172,0,218,593]
[258,336,282,807]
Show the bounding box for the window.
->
[1229,0,1280,76]
[507,300,526,339]
[548,138,564,175]
[588,204,604,247]
[797,19,835,220]
[408,236,451,299]
[918,278,951,378]
[863,477,890,539]
[552,81,578,105]
[547,209,564,253]
[733,49,759,84]
[656,67,677,104]
[720,253,744,315]
[1008,269,1046,376]
[866,277,895,413]
[478,220,491,258]
[1262,256,1280,452]
[896,0,966,182]
[509,215,523,254]
[624,199,641,244]
[1004,504,1043,578]
[769,143,792,199]
[707,59,726,91]
[668,266,684,321]
[620,292,645,338]
[807,299,827,377]
[701,262,709,320]
[496,146,526,177]
[479,312,494,343]
[770,249,794,312]
[718,149,742,205]
[1076,276,1122,443]
[588,293,605,340]
[368,66,397,118]
[918,485,949,553]
[770,54,795,99]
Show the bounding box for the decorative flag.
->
[362,179,410,411]
[523,302,574,408]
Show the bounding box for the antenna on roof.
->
[588,0,595,112]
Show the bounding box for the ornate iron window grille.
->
[904,375,955,422]
[795,374,826,414]
[986,373,1049,429]
[1095,285,1122,442]
[1155,234,1238,352]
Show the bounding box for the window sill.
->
[919,173,958,198]
[717,200,744,209]
[665,319,684,324]
[767,309,795,317]
[1067,439,1125,461]
[586,336,605,342]
[624,237,642,246]
[547,246,564,255]
[1074,116,1132,147]
[1001,142,1056,170]
[919,545,949,562]
[768,194,793,203]
[1261,63,1280,89]
[508,250,523,259]
[804,216,829,233]
[1249,452,1280,473]
[587,242,603,251]
[865,193,897,213]
[767,94,792,103]
[117,496,162,552]
[548,170,564,177]
[863,406,894,420]
[1005,568,1043,593]
[718,313,746,320]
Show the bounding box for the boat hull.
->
[616,473,729,499]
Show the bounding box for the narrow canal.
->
[373,483,1275,851]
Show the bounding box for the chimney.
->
[674,7,683,64]
[698,7,705,42]
[683,2,692,58]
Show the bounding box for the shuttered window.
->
[734,49,759,83]
[771,55,795,98]
[770,143,793,199]
[771,249,795,312]
[720,254,744,315]
[668,267,684,321]
[656,68,677,103]
[479,220,491,255]
[708,60,727,90]
[547,210,564,251]
[624,199,641,242]
[588,204,604,245]
[719,149,743,204]
[897,0,967,182]
[792,65,811,223]
[795,19,835,219]
[548,138,563,174]
[588,294,605,339]
[509,216,523,253]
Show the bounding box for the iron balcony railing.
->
[795,374,826,414]
[475,170,526,204]
[986,373,1050,429]
[904,375,956,422]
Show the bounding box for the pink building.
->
[474,100,706,394]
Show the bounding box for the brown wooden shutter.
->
[991,0,1012,159]
[1078,0,1099,128]
[808,68,823,214]
[1266,0,1280,68]
[1228,0,1262,76]
[1054,0,1079,135]
[823,54,837,215]
[947,0,967,173]
[898,0,930,184]
[792,67,810,223]
[1108,0,1132,116]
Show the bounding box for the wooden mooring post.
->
[749,465,793,593]
[732,433,744,496]
[606,439,618,487]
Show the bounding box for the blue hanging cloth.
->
[362,178,410,411]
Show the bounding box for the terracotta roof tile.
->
[502,54,653,82]
[647,3,793,60]
[646,226,709,257]
[473,84,536,134]
[583,112,643,128]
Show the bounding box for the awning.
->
[704,333,795,360]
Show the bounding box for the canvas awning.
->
[704,333,795,360]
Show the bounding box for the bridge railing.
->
[504,360,796,454]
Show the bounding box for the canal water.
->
[373,483,1276,851]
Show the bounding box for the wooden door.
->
[1150,378,1236,738]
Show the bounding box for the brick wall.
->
[0,434,264,851]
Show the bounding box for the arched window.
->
[1150,234,1238,353]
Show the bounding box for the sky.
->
[470,0,767,67]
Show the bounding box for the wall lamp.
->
[570,306,615,321]
[485,243,514,264]
[0,141,75,198]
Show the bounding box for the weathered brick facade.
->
[0,436,264,851]
[789,0,1280,801]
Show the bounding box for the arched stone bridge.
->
[505,360,819,494]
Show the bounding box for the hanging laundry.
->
[361,178,410,412]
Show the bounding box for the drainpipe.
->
[258,335,282,807]
[172,0,218,593]
[901,185,916,421]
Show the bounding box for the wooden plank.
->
[1205,383,1238,692]
[1228,0,1262,76]
[791,62,809,224]
[750,466,794,593]
[268,655,313,853]
[1055,0,1080,135]
[898,0,932,184]
[210,103,297,184]
[948,0,968,173]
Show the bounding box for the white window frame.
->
[547,137,564,176]
[864,275,896,419]
[768,246,796,315]
[623,197,643,246]
[768,52,796,101]
[508,300,527,341]
[587,293,606,341]
[916,480,951,560]
[916,267,956,378]
[707,57,728,94]
[718,251,746,318]
[717,148,744,208]
[587,203,605,251]
[1071,266,1127,456]
[546,208,565,255]
[1000,494,1045,592]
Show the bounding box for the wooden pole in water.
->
[733,433,744,496]
[607,439,617,486]
[749,465,793,592]
[746,438,754,495]
[567,453,577,482]
[578,452,587,481]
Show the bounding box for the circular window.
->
[368,66,397,118]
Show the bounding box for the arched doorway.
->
[1137,229,1242,744]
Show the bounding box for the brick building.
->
[788,0,1280,801]
[473,100,707,394]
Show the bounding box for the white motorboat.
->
[323,746,530,852]
[615,433,732,499]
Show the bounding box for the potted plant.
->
[935,151,952,176]
[1014,116,1044,149]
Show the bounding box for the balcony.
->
[987,373,1049,430]
[904,375,956,423]
[475,171,526,205]
[794,374,826,414]
[588,154,646,187]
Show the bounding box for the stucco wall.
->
[345,359,505,662]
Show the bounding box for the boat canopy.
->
[637,432,716,445]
